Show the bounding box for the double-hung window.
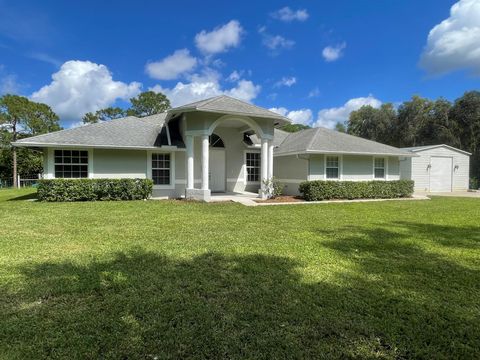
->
[54,150,88,178]
[326,156,339,179]
[245,152,260,182]
[374,157,386,179]
[152,153,171,185]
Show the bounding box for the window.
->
[374,158,385,179]
[210,133,224,148]
[326,156,339,179]
[152,153,170,185]
[246,152,260,182]
[54,150,88,178]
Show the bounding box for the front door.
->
[209,149,226,192]
[429,156,452,192]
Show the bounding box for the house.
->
[400,145,471,192]
[14,95,419,200]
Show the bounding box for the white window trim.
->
[243,150,261,185]
[147,151,175,189]
[48,148,93,179]
[373,156,388,180]
[324,154,343,180]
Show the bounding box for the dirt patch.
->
[255,195,304,203]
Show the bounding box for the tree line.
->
[0,91,170,187]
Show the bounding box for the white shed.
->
[400,144,471,192]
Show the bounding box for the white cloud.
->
[195,20,243,54]
[271,7,309,22]
[322,42,346,62]
[308,87,321,98]
[274,76,297,87]
[31,60,141,120]
[28,52,62,67]
[420,0,480,75]
[145,49,197,80]
[0,74,20,94]
[150,77,260,107]
[227,70,242,82]
[315,95,382,128]
[259,27,295,51]
[269,107,313,125]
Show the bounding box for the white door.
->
[429,156,452,192]
[209,149,226,192]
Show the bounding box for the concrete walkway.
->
[209,192,430,207]
[415,191,480,198]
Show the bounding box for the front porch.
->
[164,96,290,202]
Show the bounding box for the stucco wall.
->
[93,149,147,179]
[307,154,401,182]
[273,155,308,195]
[407,147,469,192]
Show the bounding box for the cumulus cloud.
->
[195,20,243,54]
[271,7,309,22]
[31,60,141,120]
[259,27,295,51]
[269,107,313,125]
[145,49,197,80]
[308,87,321,98]
[322,42,346,62]
[150,77,260,107]
[314,95,381,128]
[420,0,480,75]
[274,76,297,87]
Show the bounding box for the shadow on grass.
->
[6,191,38,201]
[2,242,479,359]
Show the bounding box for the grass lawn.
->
[0,188,479,359]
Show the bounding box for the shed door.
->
[209,149,226,192]
[429,156,452,192]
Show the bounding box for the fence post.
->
[17,175,21,188]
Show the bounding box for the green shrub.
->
[37,178,153,202]
[298,180,414,201]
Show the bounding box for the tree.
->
[417,98,458,147]
[0,95,60,187]
[127,91,171,117]
[347,104,396,144]
[82,107,126,124]
[280,124,311,133]
[449,91,480,180]
[395,96,434,147]
[334,122,346,133]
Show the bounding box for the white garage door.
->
[429,156,452,192]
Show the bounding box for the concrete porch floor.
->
[210,191,259,206]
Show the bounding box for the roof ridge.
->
[195,95,224,109]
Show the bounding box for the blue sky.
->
[0,0,479,127]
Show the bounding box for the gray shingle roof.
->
[169,95,291,124]
[14,113,167,149]
[402,144,471,155]
[275,127,415,157]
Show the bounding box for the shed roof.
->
[401,144,472,156]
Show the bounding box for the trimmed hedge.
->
[298,180,414,201]
[37,178,153,202]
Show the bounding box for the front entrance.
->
[429,156,453,192]
[209,149,226,192]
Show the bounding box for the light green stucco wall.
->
[93,149,147,179]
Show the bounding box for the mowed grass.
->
[0,189,479,359]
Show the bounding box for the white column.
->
[201,134,209,190]
[268,140,274,180]
[261,138,268,192]
[186,135,194,189]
